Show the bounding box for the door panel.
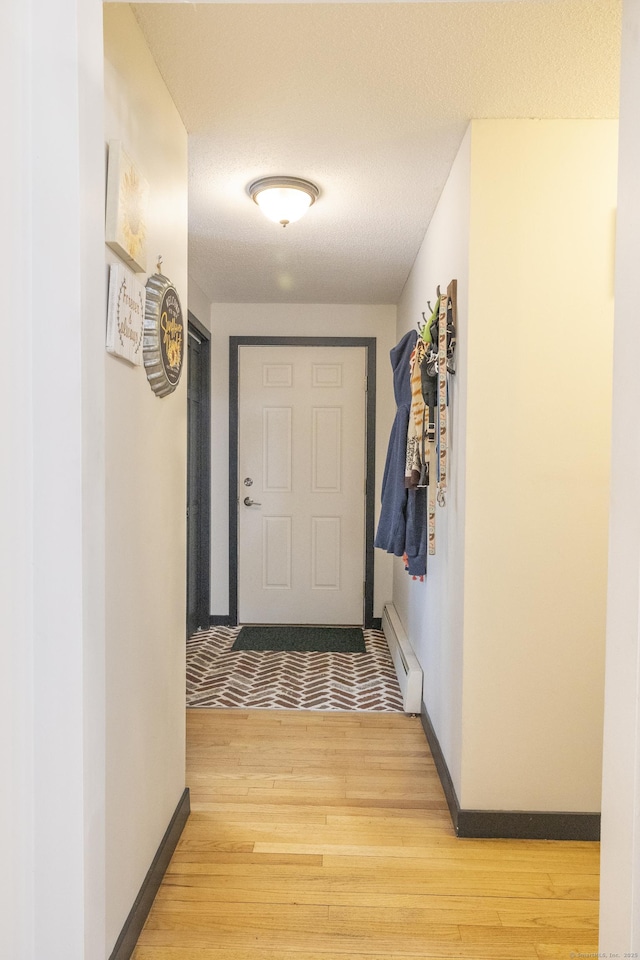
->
[263,407,292,491]
[263,515,292,589]
[238,345,366,625]
[312,407,342,491]
[311,516,341,588]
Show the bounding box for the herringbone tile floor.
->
[186,627,404,712]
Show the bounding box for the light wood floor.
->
[132,709,599,960]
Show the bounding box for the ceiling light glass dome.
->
[248,176,319,227]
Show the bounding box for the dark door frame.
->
[186,312,211,635]
[229,335,377,628]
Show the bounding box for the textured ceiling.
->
[130,1,621,304]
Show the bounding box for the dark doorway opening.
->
[187,313,211,635]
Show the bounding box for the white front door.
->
[238,345,366,625]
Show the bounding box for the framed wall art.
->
[105,140,149,273]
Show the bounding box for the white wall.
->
[103,5,188,951]
[188,276,212,331]
[208,303,397,619]
[395,119,617,814]
[395,126,471,798]
[600,0,640,948]
[2,0,106,957]
[463,119,617,811]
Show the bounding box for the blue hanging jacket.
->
[374,330,427,578]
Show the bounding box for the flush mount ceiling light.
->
[247,176,319,227]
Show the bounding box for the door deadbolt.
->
[243,477,253,487]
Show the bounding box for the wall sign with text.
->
[106,263,145,365]
[143,272,185,398]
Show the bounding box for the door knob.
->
[243,496,262,507]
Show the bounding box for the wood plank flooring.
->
[132,709,599,960]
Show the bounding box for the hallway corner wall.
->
[3,0,107,955]
[394,118,617,817]
[395,125,471,801]
[600,0,640,945]
[103,6,188,952]
[188,276,213,331]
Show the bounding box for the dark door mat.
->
[232,625,366,653]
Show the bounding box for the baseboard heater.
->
[381,603,423,714]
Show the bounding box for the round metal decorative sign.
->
[143,272,184,397]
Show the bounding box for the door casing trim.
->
[229,336,377,627]
[187,312,212,634]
